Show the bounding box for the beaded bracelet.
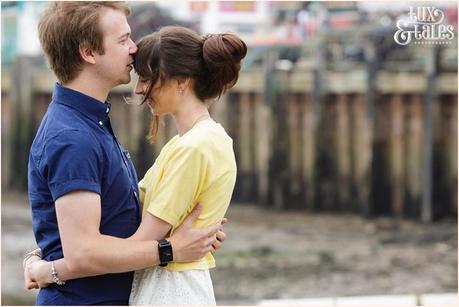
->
[51,261,66,286]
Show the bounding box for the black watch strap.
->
[158,239,173,267]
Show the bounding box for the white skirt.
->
[129,266,216,305]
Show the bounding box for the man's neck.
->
[63,73,112,103]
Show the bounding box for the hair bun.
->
[201,33,247,97]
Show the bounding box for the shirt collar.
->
[52,83,111,123]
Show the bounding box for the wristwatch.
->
[158,239,173,267]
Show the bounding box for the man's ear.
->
[79,44,96,65]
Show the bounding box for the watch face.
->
[159,240,173,263]
[164,249,172,259]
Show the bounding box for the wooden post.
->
[271,69,289,210]
[389,94,405,218]
[301,94,316,210]
[253,93,270,206]
[364,41,377,217]
[335,93,351,210]
[371,95,391,215]
[10,55,37,189]
[350,94,372,215]
[288,93,302,206]
[1,88,12,189]
[236,92,253,202]
[439,94,458,216]
[311,36,326,211]
[447,96,458,215]
[421,46,438,222]
[405,95,423,218]
[315,95,335,211]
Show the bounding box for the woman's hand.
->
[25,259,54,289]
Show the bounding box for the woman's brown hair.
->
[133,26,247,143]
[38,1,130,84]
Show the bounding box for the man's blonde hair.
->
[38,1,130,83]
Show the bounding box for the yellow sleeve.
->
[145,145,207,226]
[138,178,146,205]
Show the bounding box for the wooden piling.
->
[350,94,372,215]
[371,94,391,215]
[447,95,458,215]
[315,94,336,211]
[288,93,302,206]
[253,93,270,205]
[234,92,254,202]
[404,94,423,218]
[300,93,316,210]
[334,94,351,210]
[2,51,457,222]
[10,56,38,189]
[1,85,12,189]
[389,94,405,218]
[437,94,458,216]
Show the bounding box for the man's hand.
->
[169,205,223,262]
[25,259,54,289]
[23,256,41,290]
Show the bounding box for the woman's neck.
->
[173,97,210,136]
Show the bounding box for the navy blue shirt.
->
[28,83,141,305]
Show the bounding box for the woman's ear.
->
[176,77,192,93]
[79,44,96,65]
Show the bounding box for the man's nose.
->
[130,39,138,54]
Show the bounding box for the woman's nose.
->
[135,83,144,95]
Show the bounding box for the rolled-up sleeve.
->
[40,130,102,201]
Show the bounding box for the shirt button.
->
[99,121,103,126]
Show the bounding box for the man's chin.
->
[122,75,132,84]
[112,78,131,89]
[117,73,132,86]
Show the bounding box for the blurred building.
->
[1,1,46,66]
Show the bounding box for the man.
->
[24,2,226,305]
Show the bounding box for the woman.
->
[27,26,247,305]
